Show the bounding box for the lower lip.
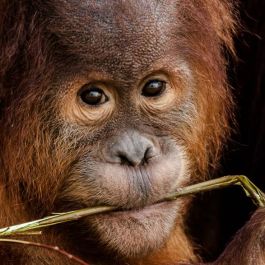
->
[104,201,177,219]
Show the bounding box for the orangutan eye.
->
[142,80,166,97]
[79,85,108,106]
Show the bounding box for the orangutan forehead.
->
[47,0,180,74]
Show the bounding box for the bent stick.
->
[163,175,265,207]
[0,175,264,237]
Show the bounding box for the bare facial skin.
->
[53,1,194,257]
[0,0,236,264]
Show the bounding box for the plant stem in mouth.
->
[0,175,264,237]
[162,175,265,207]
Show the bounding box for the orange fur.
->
[0,1,237,264]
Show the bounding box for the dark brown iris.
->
[142,80,166,97]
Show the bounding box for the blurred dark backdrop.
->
[189,0,265,260]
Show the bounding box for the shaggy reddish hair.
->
[0,1,237,264]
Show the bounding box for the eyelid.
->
[79,82,106,93]
[78,82,111,97]
[144,74,167,83]
[139,72,168,89]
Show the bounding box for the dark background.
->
[189,0,265,260]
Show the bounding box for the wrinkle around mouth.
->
[114,165,153,210]
[138,166,152,203]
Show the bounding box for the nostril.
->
[119,154,135,166]
[144,147,151,161]
[144,146,158,162]
[117,147,155,167]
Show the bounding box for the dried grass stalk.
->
[0,175,264,237]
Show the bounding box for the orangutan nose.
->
[107,131,158,166]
